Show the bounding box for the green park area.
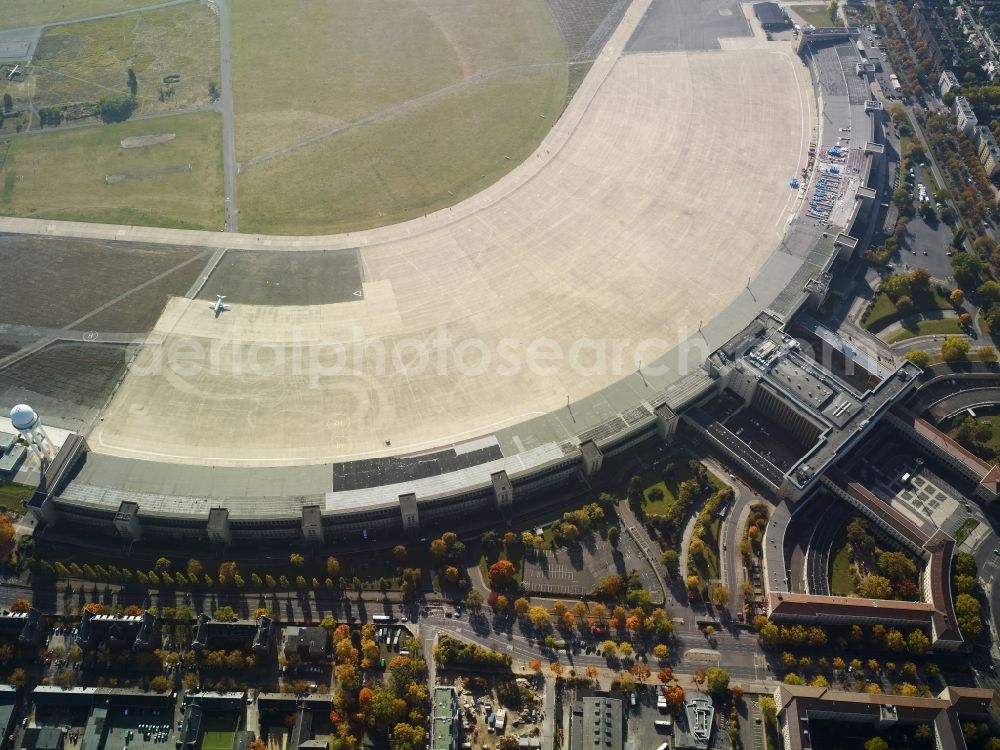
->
[0,110,223,229]
[955,517,981,545]
[200,714,238,750]
[19,3,219,116]
[884,316,964,343]
[0,0,154,30]
[861,272,952,334]
[0,483,31,514]
[829,527,855,596]
[790,4,840,27]
[941,407,1000,467]
[828,517,920,600]
[231,0,567,234]
[638,459,722,516]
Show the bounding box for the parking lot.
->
[103,708,177,750]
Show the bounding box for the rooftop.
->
[710,315,919,490]
[778,684,1000,750]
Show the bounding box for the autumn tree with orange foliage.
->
[665,684,686,709]
[0,515,14,546]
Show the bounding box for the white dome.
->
[10,404,38,431]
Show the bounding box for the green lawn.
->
[829,536,854,596]
[21,3,219,115]
[231,0,568,234]
[955,517,981,545]
[692,517,722,583]
[0,483,32,513]
[0,0,154,30]
[238,65,566,234]
[885,316,964,343]
[478,544,524,586]
[0,110,223,230]
[942,406,1000,467]
[790,4,840,27]
[863,288,953,333]
[200,714,238,750]
[639,460,722,517]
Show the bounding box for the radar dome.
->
[10,404,39,431]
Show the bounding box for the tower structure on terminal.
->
[10,404,56,464]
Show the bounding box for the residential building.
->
[955,95,979,137]
[281,626,328,661]
[939,69,961,96]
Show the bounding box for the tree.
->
[878,551,917,582]
[290,553,304,567]
[97,94,137,123]
[664,685,685,709]
[0,516,13,547]
[883,273,912,302]
[218,561,238,584]
[955,593,984,638]
[187,559,203,579]
[154,557,171,573]
[488,559,516,584]
[661,550,680,576]
[909,267,931,293]
[905,349,930,368]
[709,585,730,607]
[856,575,894,599]
[907,629,930,655]
[864,739,889,750]
[127,67,138,97]
[319,557,337,578]
[389,722,423,750]
[951,288,965,307]
[465,589,483,612]
[705,667,730,695]
[9,599,30,613]
[941,335,970,362]
[2,94,11,112]
[497,737,519,750]
[528,606,551,629]
[429,539,448,560]
[952,253,984,288]
[783,673,803,685]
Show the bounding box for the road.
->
[216,0,238,232]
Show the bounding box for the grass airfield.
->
[0,110,223,230]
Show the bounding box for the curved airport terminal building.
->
[8,11,926,556]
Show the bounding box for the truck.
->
[889,74,901,91]
[495,710,506,732]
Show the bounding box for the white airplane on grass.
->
[210,294,230,317]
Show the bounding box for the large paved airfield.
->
[74,0,817,466]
